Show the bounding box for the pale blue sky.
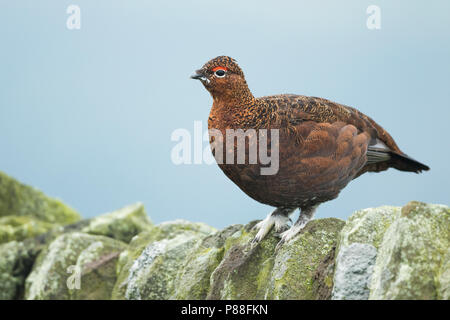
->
[0,1,449,228]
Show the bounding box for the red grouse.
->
[191,56,429,247]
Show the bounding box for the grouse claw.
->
[275,239,285,252]
[252,213,291,244]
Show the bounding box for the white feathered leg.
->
[252,207,295,244]
[276,205,318,250]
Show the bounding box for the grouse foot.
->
[252,207,295,244]
[275,205,318,251]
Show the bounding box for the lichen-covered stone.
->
[111,220,216,300]
[25,232,127,300]
[369,202,450,300]
[152,220,217,239]
[124,234,202,300]
[0,241,34,299]
[0,184,445,301]
[332,205,400,300]
[266,218,345,300]
[0,226,80,300]
[0,216,55,244]
[206,220,275,300]
[81,203,152,243]
[332,202,450,300]
[172,224,243,299]
[338,206,401,249]
[438,250,450,300]
[207,218,344,300]
[312,245,338,300]
[0,219,106,300]
[0,171,80,225]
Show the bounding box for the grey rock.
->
[332,243,377,300]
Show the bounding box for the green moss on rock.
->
[0,241,36,299]
[267,218,345,300]
[338,206,401,249]
[438,250,450,300]
[333,202,450,300]
[124,234,204,300]
[173,224,243,300]
[332,206,400,300]
[81,202,153,243]
[207,221,278,300]
[0,181,445,301]
[0,171,80,225]
[369,202,450,300]
[25,232,127,300]
[111,220,216,300]
[207,218,344,300]
[0,216,55,244]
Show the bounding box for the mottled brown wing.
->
[272,121,370,205]
[269,94,429,174]
[259,94,431,176]
[261,94,401,152]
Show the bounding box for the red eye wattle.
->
[212,66,228,72]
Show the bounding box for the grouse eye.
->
[214,69,226,77]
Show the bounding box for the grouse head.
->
[191,56,253,103]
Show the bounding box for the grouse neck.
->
[211,84,255,108]
[209,95,279,130]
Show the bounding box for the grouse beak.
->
[190,70,209,84]
[190,71,203,80]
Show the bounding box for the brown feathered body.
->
[193,56,429,211]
